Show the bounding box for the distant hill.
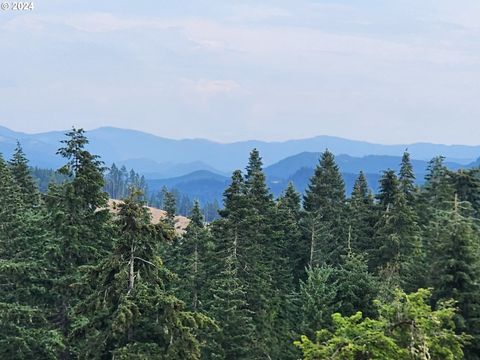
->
[145,167,382,203]
[0,126,63,169]
[3,124,479,205]
[146,171,231,204]
[1,126,480,174]
[144,151,479,204]
[264,152,468,181]
[116,158,225,179]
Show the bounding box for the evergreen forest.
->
[2,128,480,359]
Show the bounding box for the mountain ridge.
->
[1,125,479,175]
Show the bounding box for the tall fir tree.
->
[422,156,455,211]
[163,188,177,228]
[44,128,111,359]
[398,150,416,205]
[206,170,256,359]
[334,253,378,319]
[241,149,278,358]
[277,182,306,283]
[451,168,480,216]
[0,154,62,359]
[271,183,304,358]
[72,189,208,359]
[376,169,400,210]
[206,253,256,360]
[303,150,347,266]
[298,265,338,339]
[373,185,424,291]
[347,171,376,261]
[8,141,39,205]
[171,201,210,312]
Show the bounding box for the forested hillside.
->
[1,128,480,359]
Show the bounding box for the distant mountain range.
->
[1,125,480,173]
[1,125,479,203]
[144,152,478,203]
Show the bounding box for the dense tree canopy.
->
[1,132,479,359]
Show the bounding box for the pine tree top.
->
[189,200,204,227]
[304,149,345,213]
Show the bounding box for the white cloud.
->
[182,79,242,96]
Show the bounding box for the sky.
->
[1,0,480,144]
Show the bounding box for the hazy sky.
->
[1,1,480,144]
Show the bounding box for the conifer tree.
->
[303,150,347,266]
[334,253,378,319]
[430,196,480,358]
[205,169,258,359]
[277,182,305,283]
[243,149,283,357]
[44,128,111,358]
[119,165,129,196]
[271,184,304,358]
[373,188,424,291]
[451,168,480,216]
[376,169,399,210]
[205,254,256,360]
[398,150,416,205]
[163,188,177,227]
[347,172,376,259]
[422,156,455,211]
[244,148,273,212]
[304,150,345,212]
[8,141,39,205]
[0,154,23,238]
[419,156,457,275]
[0,155,62,359]
[104,163,121,199]
[72,190,207,359]
[172,201,210,312]
[299,266,338,338]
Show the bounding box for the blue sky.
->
[1,0,480,144]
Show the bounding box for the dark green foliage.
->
[8,141,40,205]
[1,133,479,360]
[104,164,148,201]
[205,254,255,360]
[334,253,378,319]
[347,171,377,260]
[0,154,63,359]
[422,156,455,211]
[44,128,111,358]
[202,199,220,222]
[429,198,480,358]
[31,167,69,192]
[277,183,305,283]
[0,303,63,360]
[376,169,400,209]
[299,266,338,338]
[171,201,210,311]
[398,150,416,205]
[373,189,424,291]
[299,254,378,339]
[304,150,346,214]
[163,188,177,227]
[451,169,480,216]
[72,190,208,359]
[303,150,347,266]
